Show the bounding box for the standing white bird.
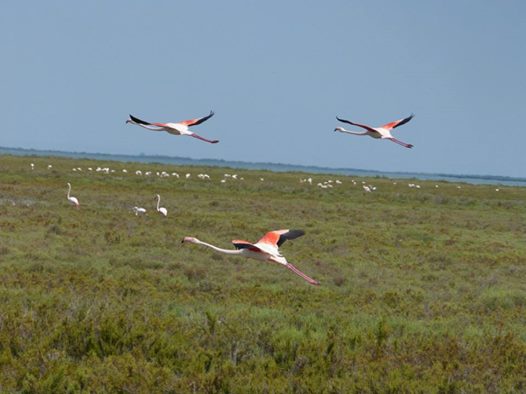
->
[126,111,219,144]
[182,229,319,285]
[66,182,79,208]
[156,194,168,217]
[335,114,414,148]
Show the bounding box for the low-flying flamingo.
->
[335,114,414,148]
[66,182,79,208]
[156,194,168,217]
[182,229,319,285]
[126,111,219,144]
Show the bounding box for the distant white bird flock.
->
[19,152,507,289]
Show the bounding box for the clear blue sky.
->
[2,2,525,177]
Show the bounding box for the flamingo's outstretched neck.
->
[286,263,320,286]
[156,194,161,210]
[182,237,242,255]
[334,127,367,136]
[67,183,71,199]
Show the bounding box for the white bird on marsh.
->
[66,183,79,208]
[156,194,168,217]
[132,206,147,216]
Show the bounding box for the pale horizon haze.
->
[1,2,525,177]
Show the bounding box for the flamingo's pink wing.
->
[256,231,281,247]
[381,114,414,130]
[180,111,214,126]
[257,229,305,248]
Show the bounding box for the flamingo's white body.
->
[335,114,414,148]
[156,194,168,217]
[132,206,147,216]
[182,229,319,285]
[66,182,79,208]
[126,111,219,144]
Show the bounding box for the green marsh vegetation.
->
[0,155,525,392]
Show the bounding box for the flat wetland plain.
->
[1,155,525,393]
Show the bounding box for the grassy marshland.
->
[0,155,525,393]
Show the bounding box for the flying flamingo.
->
[182,229,319,285]
[126,111,219,144]
[156,194,168,217]
[66,182,79,208]
[335,114,414,148]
